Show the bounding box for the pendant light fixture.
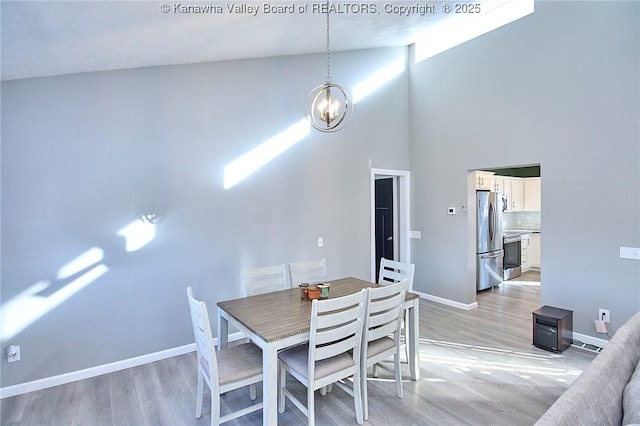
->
[305,0,353,132]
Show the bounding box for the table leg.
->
[217,308,229,350]
[408,300,421,380]
[263,343,278,425]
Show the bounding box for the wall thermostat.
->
[448,207,456,215]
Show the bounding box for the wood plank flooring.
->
[1,283,596,425]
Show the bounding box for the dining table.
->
[217,276,420,426]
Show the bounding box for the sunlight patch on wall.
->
[57,247,104,280]
[118,220,156,252]
[414,0,534,63]
[223,118,311,189]
[1,265,109,342]
[353,59,405,104]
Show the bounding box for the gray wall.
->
[410,2,639,334]
[0,46,410,386]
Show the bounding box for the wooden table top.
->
[218,276,417,344]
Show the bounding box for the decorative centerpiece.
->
[300,283,310,299]
[318,283,331,299]
[307,285,321,300]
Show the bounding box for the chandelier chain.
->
[325,0,331,84]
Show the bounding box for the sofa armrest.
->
[536,311,640,426]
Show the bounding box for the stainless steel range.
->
[503,232,522,280]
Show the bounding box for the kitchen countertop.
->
[504,229,541,235]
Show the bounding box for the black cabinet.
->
[533,306,573,352]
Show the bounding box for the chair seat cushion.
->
[279,343,354,380]
[367,336,395,358]
[215,343,263,385]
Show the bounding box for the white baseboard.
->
[0,332,245,399]
[413,290,479,311]
[573,332,609,349]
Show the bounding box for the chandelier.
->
[305,1,353,132]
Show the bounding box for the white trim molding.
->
[0,332,245,399]
[413,290,479,311]
[573,332,609,349]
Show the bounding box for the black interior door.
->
[375,178,394,278]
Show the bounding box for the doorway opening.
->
[471,164,542,297]
[370,169,411,283]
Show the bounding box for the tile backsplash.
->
[503,211,541,231]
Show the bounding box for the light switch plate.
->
[448,207,456,215]
[620,247,640,260]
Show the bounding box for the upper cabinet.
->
[490,175,507,193]
[509,178,525,211]
[475,171,494,190]
[524,178,541,211]
[477,172,541,212]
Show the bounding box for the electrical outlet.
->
[599,308,610,323]
[7,345,21,363]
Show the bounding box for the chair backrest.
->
[308,289,367,377]
[242,264,290,296]
[364,280,409,346]
[378,258,415,290]
[289,258,326,287]
[187,287,218,389]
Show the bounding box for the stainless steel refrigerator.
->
[476,191,504,291]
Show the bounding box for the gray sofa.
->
[536,310,640,425]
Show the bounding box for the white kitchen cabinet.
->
[521,234,530,272]
[524,178,541,211]
[475,171,494,190]
[501,178,512,211]
[491,175,506,193]
[509,178,525,210]
[529,233,541,268]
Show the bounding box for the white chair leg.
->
[249,383,257,400]
[402,312,410,363]
[354,370,364,425]
[196,373,204,418]
[278,361,286,414]
[395,351,403,399]
[373,363,380,377]
[308,386,315,426]
[212,390,220,426]
[362,365,369,421]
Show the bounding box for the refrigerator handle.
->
[488,202,494,241]
[481,251,504,259]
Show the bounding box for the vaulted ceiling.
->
[1,0,519,81]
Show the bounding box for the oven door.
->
[503,238,522,280]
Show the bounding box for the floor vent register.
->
[571,340,604,353]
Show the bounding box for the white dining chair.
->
[277,289,367,426]
[242,263,290,296]
[361,280,409,421]
[378,258,415,289]
[186,287,264,425]
[377,257,415,366]
[289,258,326,287]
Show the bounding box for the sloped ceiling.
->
[1,0,510,81]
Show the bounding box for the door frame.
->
[370,168,411,282]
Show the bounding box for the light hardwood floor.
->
[1,282,596,425]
